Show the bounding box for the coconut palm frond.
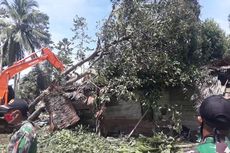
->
[14,29,22,42]
[25,0,38,10]
[26,10,48,25]
[1,0,19,21]
[2,37,9,55]
[0,7,6,16]
[15,30,33,52]
[13,0,38,11]
[31,29,50,40]
[0,18,10,27]
[5,26,16,36]
[13,0,24,15]
[1,0,50,66]
[0,0,11,9]
[27,34,40,49]
[0,25,14,42]
[21,31,34,51]
[4,7,20,23]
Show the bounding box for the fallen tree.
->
[27,33,132,131]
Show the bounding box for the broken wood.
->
[63,39,101,76]
[28,105,45,121]
[28,87,50,112]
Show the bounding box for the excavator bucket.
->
[42,48,65,72]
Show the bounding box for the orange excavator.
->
[0,48,64,127]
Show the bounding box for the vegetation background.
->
[1,0,230,152]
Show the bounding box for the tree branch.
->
[28,35,132,115]
[28,87,50,111]
[66,71,93,85]
[63,35,132,76]
[63,39,101,76]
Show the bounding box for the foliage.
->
[95,0,202,108]
[224,35,230,56]
[37,126,178,153]
[71,15,94,61]
[200,19,228,64]
[54,38,74,66]
[17,68,38,102]
[91,2,230,139]
[53,15,94,73]
[155,104,182,134]
[17,66,50,102]
[94,0,229,114]
[136,133,178,153]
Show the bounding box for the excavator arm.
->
[0,48,64,105]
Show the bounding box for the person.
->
[4,101,37,153]
[7,98,29,125]
[7,121,37,153]
[188,95,230,153]
[1,85,29,125]
[3,86,37,153]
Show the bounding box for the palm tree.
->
[0,0,50,64]
[0,0,50,91]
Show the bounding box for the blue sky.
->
[199,0,230,34]
[37,0,230,45]
[38,0,112,44]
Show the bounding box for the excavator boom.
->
[0,48,64,105]
[42,48,64,71]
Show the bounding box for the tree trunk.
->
[13,73,19,95]
[13,54,20,95]
[28,105,45,121]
